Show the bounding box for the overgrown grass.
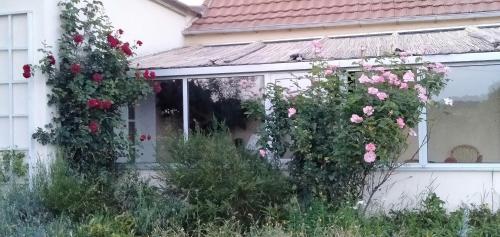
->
[2,132,500,236]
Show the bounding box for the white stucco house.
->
[4,0,500,211]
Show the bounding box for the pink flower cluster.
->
[364,143,376,163]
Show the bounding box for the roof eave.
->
[153,0,201,17]
[184,11,500,35]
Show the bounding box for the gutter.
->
[183,11,500,35]
[152,0,201,17]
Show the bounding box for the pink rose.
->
[350,114,364,123]
[259,149,267,157]
[374,66,386,72]
[362,106,374,116]
[371,75,385,84]
[376,92,388,100]
[399,82,408,89]
[367,87,379,95]
[364,151,376,163]
[288,107,297,118]
[365,143,376,152]
[362,63,373,71]
[358,74,371,84]
[396,117,406,129]
[324,69,333,76]
[414,84,427,95]
[418,93,428,103]
[403,70,415,82]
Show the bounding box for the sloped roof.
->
[185,0,500,34]
[134,26,500,69]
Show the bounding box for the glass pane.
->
[12,50,28,81]
[428,65,500,163]
[0,85,9,115]
[13,117,29,149]
[187,76,264,150]
[13,83,28,115]
[397,128,419,163]
[12,14,28,49]
[0,51,9,82]
[275,76,312,98]
[0,16,8,48]
[156,80,183,162]
[0,118,10,149]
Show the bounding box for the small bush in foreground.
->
[161,127,294,228]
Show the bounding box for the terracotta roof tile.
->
[186,0,500,34]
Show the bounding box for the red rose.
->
[88,120,100,134]
[139,134,146,142]
[107,34,120,48]
[73,34,84,44]
[47,55,56,65]
[137,40,143,46]
[100,100,113,110]
[92,73,103,83]
[143,69,150,80]
[118,29,124,34]
[121,42,133,56]
[70,64,81,74]
[149,71,156,79]
[153,82,162,94]
[22,72,31,79]
[87,98,101,109]
[23,64,31,72]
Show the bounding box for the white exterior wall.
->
[0,0,192,166]
[372,170,500,211]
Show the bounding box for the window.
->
[0,13,30,153]
[426,64,500,164]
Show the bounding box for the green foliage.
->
[37,158,118,220]
[31,0,151,171]
[0,150,28,183]
[261,54,448,206]
[76,213,135,237]
[161,128,293,227]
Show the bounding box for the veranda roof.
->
[134,26,500,70]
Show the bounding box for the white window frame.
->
[151,52,500,171]
[0,12,32,155]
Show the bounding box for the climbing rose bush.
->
[31,0,154,170]
[260,42,448,205]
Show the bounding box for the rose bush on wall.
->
[259,42,448,208]
[28,0,154,171]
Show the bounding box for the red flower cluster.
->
[139,134,152,142]
[22,64,31,79]
[73,33,84,44]
[47,55,56,65]
[107,34,120,48]
[153,82,162,94]
[137,40,143,46]
[118,29,124,35]
[143,70,156,80]
[121,42,133,56]
[70,63,81,74]
[87,98,113,110]
[88,120,100,134]
[92,73,103,83]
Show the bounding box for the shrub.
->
[0,150,28,183]
[37,158,118,220]
[112,170,188,235]
[76,213,135,237]
[161,128,293,227]
[259,45,448,207]
[31,0,152,171]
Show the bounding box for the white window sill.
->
[397,163,500,172]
